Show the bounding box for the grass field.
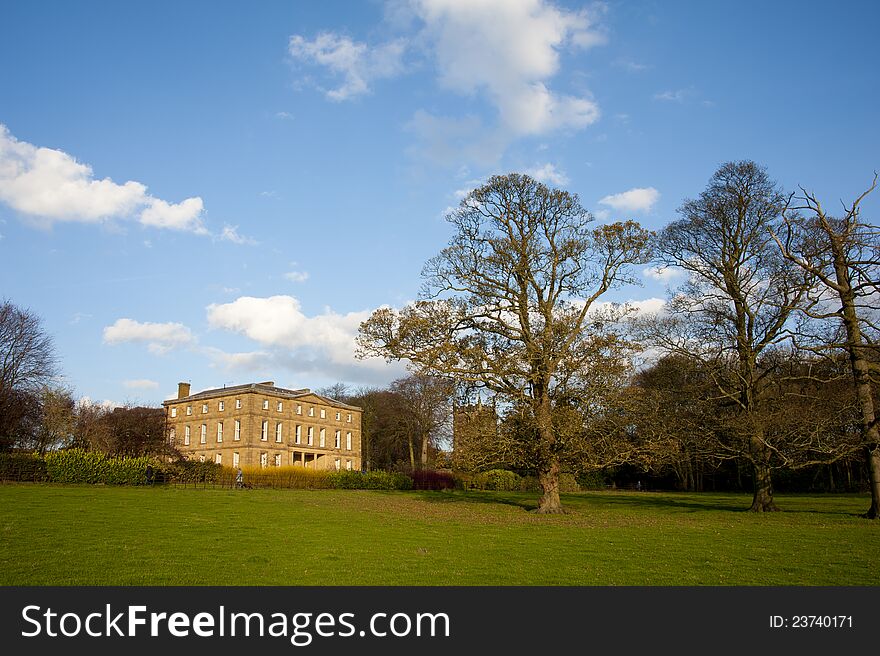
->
[0,483,877,585]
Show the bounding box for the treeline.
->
[355,163,880,515]
[0,300,173,459]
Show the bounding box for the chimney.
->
[178,382,191,399]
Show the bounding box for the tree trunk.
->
[534,394,565,513]
[537,457,564,514]
[833,257,880,518]
[748,432,779,512]
[407,435,416,471]
[420,431,429,470]
[848,345,880,518]
[865,446,880,519]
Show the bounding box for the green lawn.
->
[0,484,877,585]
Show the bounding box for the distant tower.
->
[452,399,498,471]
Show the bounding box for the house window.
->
[234,419,240,441]
[296,404,302,415]
[334,430,340,449]
[199,454,206,463]
[217,422,223,443]
[219,401,225,411]
[307,427,314,446]
[277,401,283,412]
[186,406,192,416]
[200,424,207,444]
[184,426,191,446]
[320,408,326,419]
[335,412,341,421]
[171,407,177,418]
[319,428,326,448]
[260,452,268,468]
[261,420,268,441]
[308,407,314,417]
[274,454,281,467]
[275,422,283,443]
[215,453,222,465]
[202,404,208,414]
[295,424,301,445]
[346,432,352,451]
[334,458,341,471]
[263,399,269,410]
[235,399,241,409]
[347,413,352,423]
[169,428,176,443]
[233,452,240,468]
[346,460,352,471]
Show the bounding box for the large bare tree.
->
[645,161,813,511]
[0,301,58,449]
[358,173,651,512]
[390,373,454,471]
[772,174,880,518]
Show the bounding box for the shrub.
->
[411,469,456,490]
[165,460,223,485]
[44,449,162,485]
[484,469,522,491]
[328,470,413,490]
[0,452,47,482]
[234,466,331,490]
[558,472,580,493]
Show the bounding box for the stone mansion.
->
[164,381,362,471]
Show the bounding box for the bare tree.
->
[390,373,454,470]
[316,382,352,402]
[0,301,58,449]
[772,174,880,518]
[358,173,651,512]
[31,386,75,455]
[645,161,813,511]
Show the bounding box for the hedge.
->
[0,450,414,490]
[44,449,161,485]
[0,452,48,482]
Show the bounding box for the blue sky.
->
[1,0,878,406]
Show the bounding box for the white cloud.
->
[275,111,294,120]
[207,296,366,362]
[219,225,257,245]
[598,187,660,214]
[103,318,196,355]
[412,0,604,136]
[0,124,207,233]
[643,266,682,282]
[284,270,310,283]
[77,396,119,411]
[288,32,407,101]
[206,295,400,382]
[203,347,274,373]
[589,296,666,318]
[525,162,569,186]
[123,378,160,390]
[140,197,207,233]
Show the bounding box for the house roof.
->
[162,382,362,411]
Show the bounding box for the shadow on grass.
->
[580,491,866,516]
[405,489,861,516]
[408,489,539,512]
